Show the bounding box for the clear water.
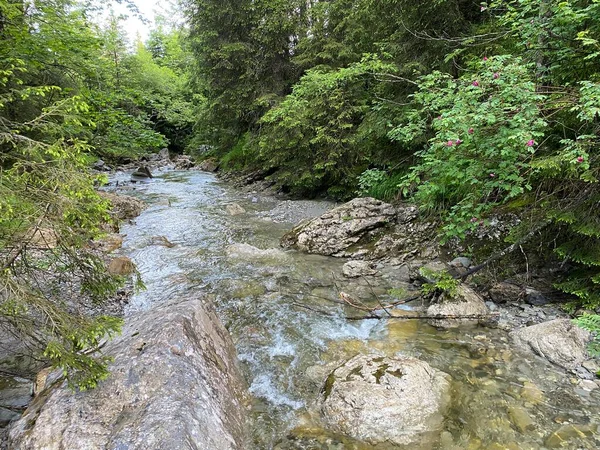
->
[111,170,600,449]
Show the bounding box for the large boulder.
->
[510,319,591,370]
[342,260,377,278]
[281,197,396,256]
[320,355,451,449]
[8,297,249,450]
[427,284,490,328]
[99,191,145,222]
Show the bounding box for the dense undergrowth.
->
[0,0,196,387]
[1,0,599,386]
[186,0,600,313]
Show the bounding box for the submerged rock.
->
[9,297,249,449]
[281,197,396,256]
[320,354,451,448]
[510,319,591,370]
[226,203,246,216]
[427,284,490,328]
[226,243,291,264]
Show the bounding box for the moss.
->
[373,363,390,384]
[321,372,336,400]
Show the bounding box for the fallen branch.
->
[458,220,551,281]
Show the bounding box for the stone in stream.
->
[341,260,377,278]
[99,191,145,223]
[226,203,246,216]
[426,284,491,328]
[8,297,250,449]
[510,319,591,371]
[320,354,451,448]
[173,155,195,170]
[107,256,135,276]
[281,197,397,256]
[226,243,291,265]
[130,165,153,181]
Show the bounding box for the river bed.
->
[110,169,599,449]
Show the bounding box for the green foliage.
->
[358,169,405,201]
[574,314,600,358]
[184,0,600,309]
[420,268,460,298]
[0,0,184,388]
[396,56,546,240]
[256,56,398,197]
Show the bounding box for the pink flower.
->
[483,56,488,62]
[577,156,584,163]
[468,128,474,134]
[470,217,478,223]
[447,140,454,147]
[455,139,463,145]
[472,81,480,87]
[526,139,535,147]
[481,6,487,12]
[493,72,500,79]
[489,173,496,178]
[437,115,442,120]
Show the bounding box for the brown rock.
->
[99,191,145,222]
[97,234,123,253]
[199,158,219,172]
[107,256,135,276]
[488,282,522,304]
[26,228,58,249]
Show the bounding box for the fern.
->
[574,314,600,358]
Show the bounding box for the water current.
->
[110,169,599,449]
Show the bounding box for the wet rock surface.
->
[427,285,491,328]
[320,354,451,448]
[510,319,591,370]
[281,197,397,256]
[8,296,249,450]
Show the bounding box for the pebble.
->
[508,405,536,433]
[545,424,595,448]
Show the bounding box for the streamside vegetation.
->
[185,0,600,316]
[0,0,195,387]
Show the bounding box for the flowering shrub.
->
[392,56,546,239]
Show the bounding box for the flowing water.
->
[110,169,599,449]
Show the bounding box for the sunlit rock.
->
[320,354,451,449]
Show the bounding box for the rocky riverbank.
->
[4,168,599,449]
